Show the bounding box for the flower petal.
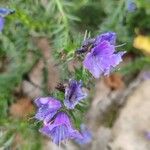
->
[95,32,116,46]
[64,80,87,109]
[83,52,103,78]
[40,112,82,145]
[34,97,62,110]
[83,33,125,78]
[34,97,62,123]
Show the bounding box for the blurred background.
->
[0,0,150,149]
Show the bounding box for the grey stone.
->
[110,80,150,150]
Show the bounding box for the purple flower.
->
[0,16,5,32]
[64,79,87,109]
[0,8,15,17]
[83,32,125,78]
[0,8,15,32]
[75,124,92,145]
[95,32,116,46]
[40,112,82,145]
[127,0,136,12]
[34,97,62,124]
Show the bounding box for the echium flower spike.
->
[83,32,126,78]
[64,79,87,109]
[34,97,62,124]
[95,32,117,46]
[40,112,82,145]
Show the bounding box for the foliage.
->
[0,0,150,149]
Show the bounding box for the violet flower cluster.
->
[1,6,126,148]
[0,8,15,32]
[34,32,125,146]
[64,80,87,109]
[34,80,87,145]
[40,112,82,145]
[83,32,126,78]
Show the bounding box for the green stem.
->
[111,0,125,26]
[55,0,69,28]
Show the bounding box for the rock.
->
[22,80,43,99]
[87,79,111,128]
[36,38,59,92]
[68,59,81,72]
[91,127,112,150]
[87,79,124,129]
[9,97,34,119]
[43,139,78,150]
[28,60,44,88]
[110,80,150,150]
[22,38,59,99]
[104,73,125,90]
